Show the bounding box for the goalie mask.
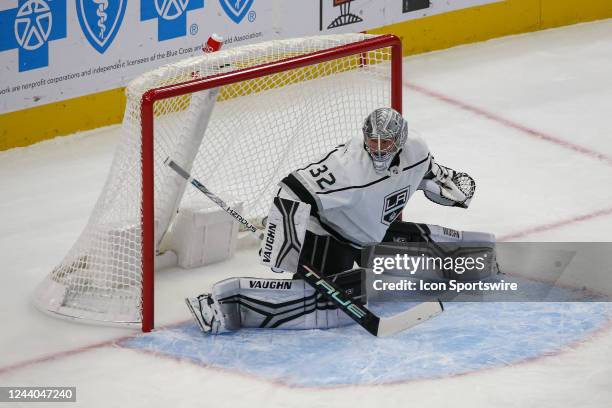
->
[362,108,408,173]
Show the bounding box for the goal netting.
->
[33,33,402,331]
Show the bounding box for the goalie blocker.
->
[259,196,311,273]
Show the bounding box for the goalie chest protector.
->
[280,136,431,247]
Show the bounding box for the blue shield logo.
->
[219,0,253,24]
[76,0,126,54]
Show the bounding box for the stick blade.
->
[376,300,444,337]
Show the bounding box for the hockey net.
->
[34,33,402,331]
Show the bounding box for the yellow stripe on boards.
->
[2,0,612,151]
[1,88,126,151]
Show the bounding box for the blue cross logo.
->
[141,0,204,41]
[0,0,67,72]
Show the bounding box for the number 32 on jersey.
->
[309,165,336,190]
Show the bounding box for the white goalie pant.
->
[205,277,356,332]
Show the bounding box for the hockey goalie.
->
[186,107,496,334]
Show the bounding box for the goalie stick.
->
[165,157,444,337]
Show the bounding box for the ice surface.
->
[1,19,612,408]
[122,300,612,387]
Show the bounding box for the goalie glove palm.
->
[421,163,475,208]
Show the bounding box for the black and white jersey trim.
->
[403,154,431,172]
[296,144,345,171]
[317,154,430,195]
[280,174,363,248]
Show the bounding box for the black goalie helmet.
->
[362,108,408,173]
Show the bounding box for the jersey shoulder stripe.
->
[316,154,431,195]
[280,173,363,248]
[402,154,431,172]
[317,174,390,195]
[296,144,345,171]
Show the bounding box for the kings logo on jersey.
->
[77,0,127,54]
[381,187,410,225]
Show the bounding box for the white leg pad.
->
[187,277,355,333]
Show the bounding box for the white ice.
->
[1,19,612,407]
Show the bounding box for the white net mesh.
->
[34,33,395,327]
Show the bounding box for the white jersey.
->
[279,135,432,248]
